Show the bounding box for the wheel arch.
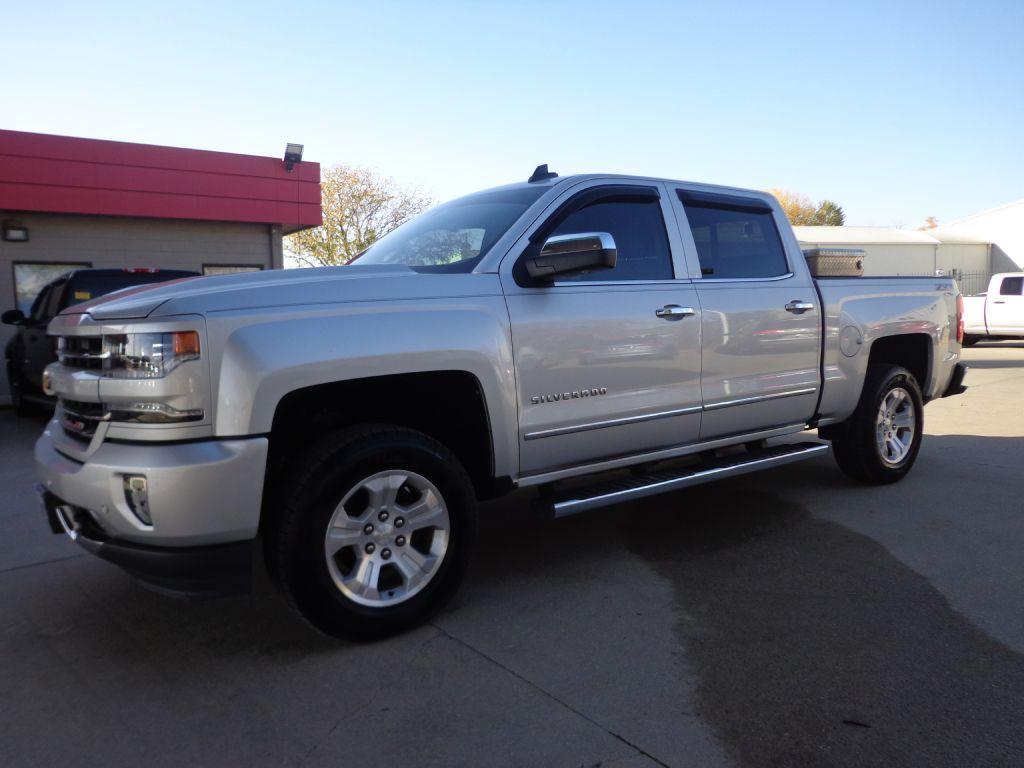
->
[263,371,507,511]
[865,333,932,397]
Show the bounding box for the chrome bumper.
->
[34,418,268,547]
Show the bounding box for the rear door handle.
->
[655,305,695,320]
[993,301,1006,304]
[785,300,815,314]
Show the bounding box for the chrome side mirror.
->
[524,232,617,281]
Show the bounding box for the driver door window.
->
[551,198,674,282]
[29,286,54,326]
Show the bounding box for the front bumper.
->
[35,418,268,546]
[34,420,268,596]
[40,488,252,597]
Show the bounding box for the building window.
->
[12,262,90,314]
[202,264,264,276]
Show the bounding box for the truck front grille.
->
[57,336,108,371]
[59,398,108,440]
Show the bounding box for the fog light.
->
[123,475,152,525]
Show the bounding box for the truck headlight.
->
[103,331,200,379]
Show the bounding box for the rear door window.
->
[679,191,789,279]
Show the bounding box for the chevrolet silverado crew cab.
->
[962,272,1024,345]
[35,167,968,639]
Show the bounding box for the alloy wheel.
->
[324,470,450,607]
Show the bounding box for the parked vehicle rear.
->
[962,272,1024,344]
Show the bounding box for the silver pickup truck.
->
[35,168,968,638]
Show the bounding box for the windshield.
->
[70,270,198,300]
[352,186,547,272]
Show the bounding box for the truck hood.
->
[65,265,502,320]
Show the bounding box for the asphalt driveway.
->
[2,342,1023,768]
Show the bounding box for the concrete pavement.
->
[1,341,1022,767]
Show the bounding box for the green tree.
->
[766,189,846,226]
[765,189,818,225]
[286,165,431,267]
[812,200,846,226]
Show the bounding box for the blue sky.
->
[4,0,1022,227]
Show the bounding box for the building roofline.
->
[0,129,321,232]
[941,197,1024,228]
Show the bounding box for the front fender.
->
[209,297,519,479]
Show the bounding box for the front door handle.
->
[785,300,815,314]
[655,305,695,320]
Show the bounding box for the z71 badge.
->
[530,387,607,405]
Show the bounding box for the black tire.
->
[961,335,982,347]
[266,424,478,640]
[826,364,924,485]
[7,362,32,417]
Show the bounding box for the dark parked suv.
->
[3,268,198,414]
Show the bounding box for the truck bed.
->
[814,276,960,426]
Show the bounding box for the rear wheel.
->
[267,424,478,640]
[826,364,924,484]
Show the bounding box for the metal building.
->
[793,222,1001,296]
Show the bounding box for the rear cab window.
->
[678,190,789,279]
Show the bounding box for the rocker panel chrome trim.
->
[703,387,818,411]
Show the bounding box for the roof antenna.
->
[528,164,558,183]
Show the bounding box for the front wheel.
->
[7,361,32,417]
[826,365,924,484]
[267,424,478,640]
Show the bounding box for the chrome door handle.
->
[993,300,1006,304]
[655,305,695,320]
[785,300,815,314]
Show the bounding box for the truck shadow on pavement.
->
[613,480,1024,768]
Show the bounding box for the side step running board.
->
[549,442,829,518]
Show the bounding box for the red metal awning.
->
[0,129,321,233]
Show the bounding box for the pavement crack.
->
[297,629,445,767]
[0,552,84,575]
[430,621,671,768]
